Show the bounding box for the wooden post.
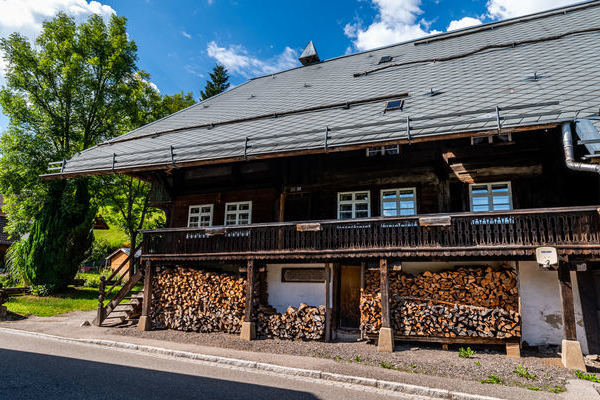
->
[94,276,106,326]
[558,261,586,370]
[137,260,152,331]
[331,263,339,339]
[577,269,600,354]
[324,263,332,342]
[278,192,286,249]
[506,262,521,358]
[241,260,256,340]
[378,258,394,352]
[558,262,577,341]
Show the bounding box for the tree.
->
[200,64,230,100]
[0,13,140,289]
[94,89,195,262]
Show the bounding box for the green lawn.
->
[4,286,100,317]
[94,226,128,248]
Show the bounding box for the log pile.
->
[150,267,248,333]
[360,266,521,339]
[257,303,326,340]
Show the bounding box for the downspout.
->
[562,122,600,174]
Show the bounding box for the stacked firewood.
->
[360,266,520,338]
[257,303,326,340]
[151,267,247,333]
[363,266,518,311]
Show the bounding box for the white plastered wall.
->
[266,263,331,313]
[518,261,588,354]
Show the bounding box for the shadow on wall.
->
[0,348,320,400]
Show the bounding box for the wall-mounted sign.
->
[281,268,325,283]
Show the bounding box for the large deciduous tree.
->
[0,12,139,290]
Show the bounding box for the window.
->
[381,188,417,217]
[338,191,370,219]
[225,201,252,225]
[469,182,513,212]
[385,99,404,112]
[366,144,400,157]
[188,204,213,227]
[379,55,393,64]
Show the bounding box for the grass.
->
[513,364,536,380]
[574,370,600,383]
[474,361,481,366]
[480,374,503,384]
[4,286,100,317]
[352,355,363,362]
[93,226,128,248]
[379,361,398,370]
[458,347,476,358]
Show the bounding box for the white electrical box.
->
[535,247,558,270]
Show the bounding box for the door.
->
[339,266,361,329]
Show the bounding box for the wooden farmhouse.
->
[45,2,600,369]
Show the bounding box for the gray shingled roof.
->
[50,1,600,177]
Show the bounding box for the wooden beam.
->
[558,262,577,341]
[380,258,391,329]
[331,263,340,335]
[245,260,255,323]
[324,263,332,342]
[279,192,286,222]
[576,269,600,354]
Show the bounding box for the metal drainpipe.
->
[562,121,600,174]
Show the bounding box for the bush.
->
[83,275,101,288]
[31,284,57,296]
[83,238,117,268]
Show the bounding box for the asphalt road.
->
[0,330,426,400]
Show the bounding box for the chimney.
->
[299,41,320,66]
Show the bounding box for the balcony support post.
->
[324,263,332,342]
[137,260,153,331]
[378,258,394,352]
[558,261,586,370]
[241,260,256,341]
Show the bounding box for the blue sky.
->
[0,0,583,131]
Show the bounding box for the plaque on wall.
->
[281,268,326,283]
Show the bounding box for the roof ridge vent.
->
[299,41,320,66]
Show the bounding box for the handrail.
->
[142,205,600,234]
[105,243,141,288]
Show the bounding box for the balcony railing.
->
[141,206,600,260]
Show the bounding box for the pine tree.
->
[201,64,230,100]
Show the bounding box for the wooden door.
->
[339,266,361,328]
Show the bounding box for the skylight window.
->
[379,56,393,64]
[385,100,404,112]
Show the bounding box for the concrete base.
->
[137,316,152,331]
[561,339,586,371]
[240,321,256,341]
[377,327,394,353]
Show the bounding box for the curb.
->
[0,327,501,400]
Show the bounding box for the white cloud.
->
[447,16,483,32]
[486,0,580,19]
[181,31,192,39]
[206,41,299,78]
[344,0,441,51]
[0,0,115,87]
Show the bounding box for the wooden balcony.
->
[141,206,600,261]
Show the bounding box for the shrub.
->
[31,284,57,296]
[480,374,503,384]
[83,276,101,288]
[458,347,476,358]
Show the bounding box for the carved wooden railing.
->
[141,206,600,259]
[94,244,143,326]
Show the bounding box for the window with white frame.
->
[225,201,252,225]
[188,204,213,227]
[338,191,370,219]
[469,182,513,212]
[366,144,400,157]
[380,188,417,217]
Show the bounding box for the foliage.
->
[0,273,14,288]
[527,386,540,391]
[575,370,600,382]
[513,364,536,380]
[0,13,141,289]
[31,284,57,297]
[84,238,118,267]
[544,385,566,394]
[480,374,503,384]
[379,361,398,370]
[474,361,481,366]
[200,64,230,100]
[458,347,476,358]
[83,275,101,288]
[352,355,363,362]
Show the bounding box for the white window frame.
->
[366,144,400,157]
[187,204,214,227]
[224,201,252,225]
[380,188,417,217]
[337,191,371,219]
[469,182,513,212]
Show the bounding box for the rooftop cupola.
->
[299,41,320,66]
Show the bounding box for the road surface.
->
[0,329,429,400]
